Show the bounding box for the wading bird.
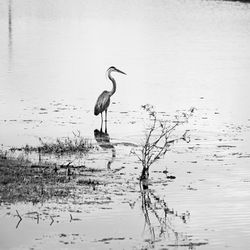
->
[94,66,126,132]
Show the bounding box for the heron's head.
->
[107,66,126,75]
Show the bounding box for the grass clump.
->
[11,131,93,154]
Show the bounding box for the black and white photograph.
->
[0,0,250,249]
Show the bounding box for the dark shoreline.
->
[219,0,250,3]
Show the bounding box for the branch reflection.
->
[140,184,190,248]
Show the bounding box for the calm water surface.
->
[0,0,250,249]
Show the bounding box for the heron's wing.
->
[94,91,111,115]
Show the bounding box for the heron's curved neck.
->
[108,71,116,96]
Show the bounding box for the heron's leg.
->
[105,109,108,122]
[105,110,107,133]
[100,113,103,132]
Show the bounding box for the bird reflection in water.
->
[94,129,116,169]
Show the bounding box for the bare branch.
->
[134,105,195,181]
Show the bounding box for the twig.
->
[15,210,22,229]
[69,213,81,222]
[50,215,54,226]
[36,212,39,224]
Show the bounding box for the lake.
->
[0,0,250,249]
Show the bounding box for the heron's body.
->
[94,66,126,132]
[94,90,110,116]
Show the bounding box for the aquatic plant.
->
[132,104,195,188]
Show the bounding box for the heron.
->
[94,66,126,132]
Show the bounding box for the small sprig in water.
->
[132,104,195,187]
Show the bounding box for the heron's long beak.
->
[116,69,126,75]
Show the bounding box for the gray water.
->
[1,0,250,249]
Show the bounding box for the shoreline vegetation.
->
[0,153,102,203]
[0,105,195,203]
[223,0,250,3]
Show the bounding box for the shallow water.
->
[1,0,250,249]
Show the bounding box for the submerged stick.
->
[36,212,39,224]
[15,210,22,229]
[50,215,54,226]
[69,213,81,222]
